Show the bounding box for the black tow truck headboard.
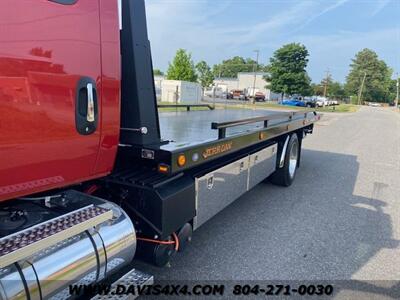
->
[120,0,161,146]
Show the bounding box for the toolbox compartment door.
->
[194,143,277,230]
[194,157,249,229]
[248,144,277,190]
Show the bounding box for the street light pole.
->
[323,68,330,98]
[252,50,259,104]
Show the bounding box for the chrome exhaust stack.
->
[0,191,137,300]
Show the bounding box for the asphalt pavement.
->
[134,106,400,298]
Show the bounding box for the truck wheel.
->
[136,238,175,267]
[269,133,299,187]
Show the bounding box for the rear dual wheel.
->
[269,133,299,187]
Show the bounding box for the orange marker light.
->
[259,132,266,140]
[158,164,169,173]
[177,154,186,167]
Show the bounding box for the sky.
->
[145,0,400,83]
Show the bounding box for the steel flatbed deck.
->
[159,108,296,144]
[130,108,320,175]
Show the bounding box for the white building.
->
[154,72,280,102]
[237,72,268,93]
[213,77,239,92]
[154,75,165,100]
[214,72,269,94]
[154,75,165,89]
[213,72,280,100]
[161,80,202,104]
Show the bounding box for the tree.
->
[153,69,164,76]
[196,61,214,88]
[212,56,267,78]
[265,43,312,97]
[345,49,393,103]
[312,75,346,100]
[166,49,197,82]
[311,83,324,96]
[329,81,346,100]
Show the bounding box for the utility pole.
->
[323,68,330,98]
[357,71,367,105]
[251,50,259,104]
[396,72,399,108]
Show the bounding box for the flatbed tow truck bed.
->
[139,108,320,174]
[109,107,319,246]
[159,108,291,143]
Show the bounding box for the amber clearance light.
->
[177,154,186,167]
[158,164,170,174]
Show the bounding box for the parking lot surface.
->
[134,106,400,296]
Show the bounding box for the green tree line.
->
[156,46,398,103]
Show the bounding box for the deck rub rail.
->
[211,111,314,139]
[157,104,215,111]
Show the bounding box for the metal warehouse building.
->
[214,72,280,100]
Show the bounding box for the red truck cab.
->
[0,0,121,201]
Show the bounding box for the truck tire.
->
[269,133,299,187]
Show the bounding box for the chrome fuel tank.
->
[0,191,136,300]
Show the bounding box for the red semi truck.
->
[0,0,319,299]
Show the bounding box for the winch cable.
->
[172,232,180,251]
[136,232,180,251]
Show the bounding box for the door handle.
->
[86,83,95,122]
[48,0,78,5]
[75,77,98,135]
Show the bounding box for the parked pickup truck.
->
[254,91,266,101]
[229,89,248,100]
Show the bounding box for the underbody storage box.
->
[195,156,250,229]
[108,171,196,240]
[194,143,277,229]
[248,144,277,189]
